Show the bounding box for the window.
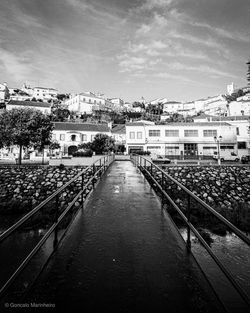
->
[236,127,240,135]
[89,99,91,103]
[221,145,234,149]
[203,146,217,150]
[137,132,142,139]
[184,130,198,137]
[165,146,179,149]
[81,134,87,141]
[52,134,56,140]
[91,135,95,141]
[165,130,179,137]
[238,142,246,149]
[71,135,76,142]
[147,146,161,149]
[60,134,65,141]
[129,132,135,139]
[203,130,217,137]
[149,130,160,137]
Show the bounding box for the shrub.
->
[58,163,65,170]
[72,149,93,157]
[136,151,151,155]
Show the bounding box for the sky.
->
[0,0,249,102]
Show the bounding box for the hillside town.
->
[0,78,250,164]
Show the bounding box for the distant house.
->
[65,92,106,115]
[163,101,183,114]
[33,87,58,101]
[52,122,111,155]
[6,100,51,114]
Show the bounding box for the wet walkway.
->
[25,161,223,312]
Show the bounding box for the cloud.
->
[138,0,175,11]
[166,62,238,78]
[0,48,32,81]
[169,8,250,43]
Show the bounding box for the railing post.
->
[53,194,59,249]
[81,173,84,207]
[99,158,102,174]
[187,194,191,251]
[92,163,96,188]
[150,163,153,175]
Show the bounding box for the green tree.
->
[90,134,115,154]
[0,108,53,164]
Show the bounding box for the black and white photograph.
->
[0,0,250,312]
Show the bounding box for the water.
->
[180,227,250,305]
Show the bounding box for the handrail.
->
[133,155,250,246]
[0,155,113,243]
[0,154,114,298]
[131,154,250,308]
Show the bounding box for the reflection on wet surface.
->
[3,161,226,312]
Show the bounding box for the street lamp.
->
[214,135,222,165]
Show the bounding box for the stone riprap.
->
[0,166,94,214]
[161,166,250,209]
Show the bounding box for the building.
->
[0,82,9,102]
[163,101,183,114]
[193,115,250,157]
[109,98,125,113]
[227,100,250,116]
[6,100,51,114]
[52,122,111,155]
[125,122,237,158]
[65,92,106,115]
[32,87,58,101]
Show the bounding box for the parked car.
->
[151,155,171,164]
[213,151,239,162]
[241,155,250,164]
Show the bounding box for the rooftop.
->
[7,100,51,108]
[112,124,126,134]
[54,122,110,132]
[126,122,231,127]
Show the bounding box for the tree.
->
[0,108,53,164]
[51,108,70,121]
[90,134,115,154]
[247,59,250,85]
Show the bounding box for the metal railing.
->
[131,154,250,308]
[0,154,114,298]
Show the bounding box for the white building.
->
[6,100,51,114]
[227,100,250,116]
[0,82,8,102]
[227,82,237,95]
[109,98,124,113]
[125,122,237,158]
[65,92,106,115]
[193,115,250,157]
[32,87,58,101]
[163,101,183,114]
[52,122,111,155]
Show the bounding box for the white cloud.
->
[139,0,174,11]
[0,48,32,81]
[166,62,238,78]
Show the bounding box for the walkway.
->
[25,161,223,312]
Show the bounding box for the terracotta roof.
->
[112,124,126,134]
[8,100,51,108]
[54,122,110,132]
